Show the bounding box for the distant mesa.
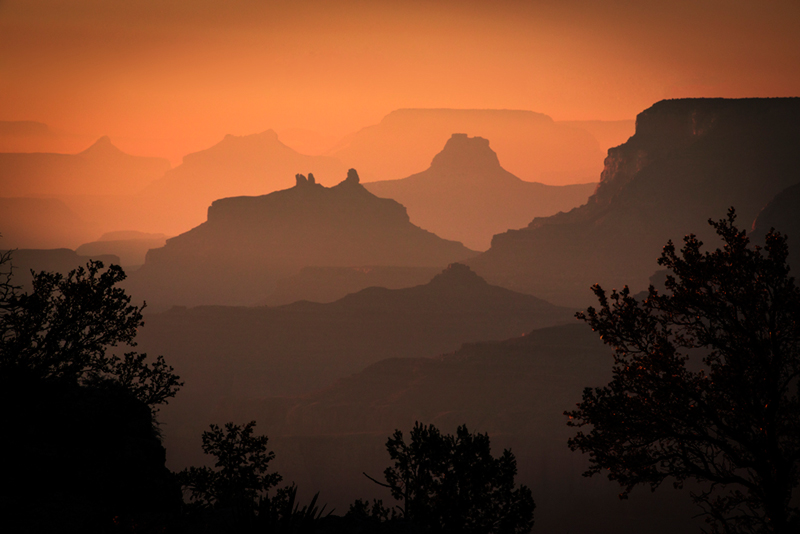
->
[137,130,347,235]
[126,168,476,308]
[329,108,606,184]
[467,97,800,307]
[364,133,596,250]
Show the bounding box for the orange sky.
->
[2,0,799,163]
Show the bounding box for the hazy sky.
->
[2,0,799,161]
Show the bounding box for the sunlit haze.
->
[3,0,799,164]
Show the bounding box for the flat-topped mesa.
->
[590,97,800,208]
[429,134,501,173]
[133,167,477,307]
[206,167,407,226]
[471,97,800,308]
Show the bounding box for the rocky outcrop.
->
[128,170,476,307]
[138,130,347,235]
[330,108,605,184]
[468,98,800,307]
[364,134,596,250]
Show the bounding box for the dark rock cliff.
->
[468,98,800,307]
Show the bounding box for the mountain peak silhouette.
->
[428,262,488,288]
[79,135,127,159]
[429,133,500,172]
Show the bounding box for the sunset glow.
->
[3,0,799,163]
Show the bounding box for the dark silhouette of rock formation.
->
[468,98,800,307]
[364,134,596,250]
[136,263,574,468]
[329,108,605,184]
[127,170,476,307]
[138,130,346,234]
[262,265,442,306]
[0,136,170,197]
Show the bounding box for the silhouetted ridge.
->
[129,169,476,307]
[469,97,800,306]
[429,134,501,174]
[427,263,489,288]
[79,135,127,159]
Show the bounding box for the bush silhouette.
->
[361,421,535,534]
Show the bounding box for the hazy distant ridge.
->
[365,133,596,250]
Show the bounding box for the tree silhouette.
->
[567,209,800,533]
[366,421,535,534]
[0,252,182,531]
[179,421,282,514]
[0,257,181,411]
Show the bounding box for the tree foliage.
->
[371,421,535,534]
[567,209,800,533]
[0,257,181,411]
[179,421,283,514]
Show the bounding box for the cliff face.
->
[364,134,595,250]
[469,98,800,307]
[128,169,476,307]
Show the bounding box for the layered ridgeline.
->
[0,136,171,247]
[469,98,800,307]
[330,109,608,184]
[76,231,169,268]
[0,136,170,197]
[364,134,596,250]
[215,324,696,533]
[127,170,476,307]
[138,130,346,235]
[135,264,576,470]
[0,197,94,249]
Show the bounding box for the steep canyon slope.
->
[468,98,800,307]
